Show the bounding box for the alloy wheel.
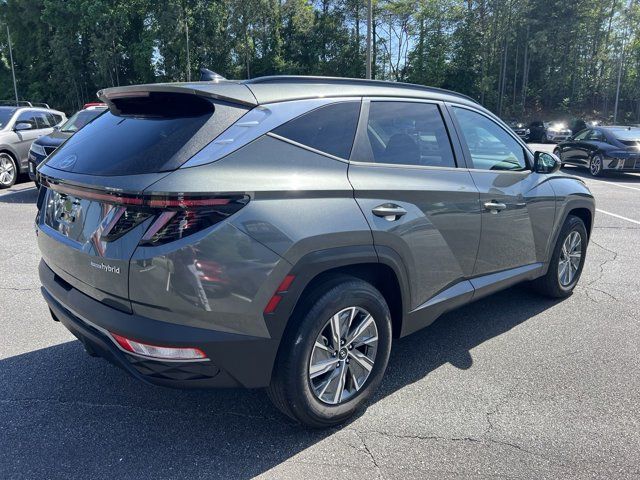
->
[308,306,378,405]
[558,231,582,287]
[590,155,602,176]
[0,154,16,187]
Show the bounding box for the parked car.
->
[526,120,572,143]
[0,104,66,188]
[554,125,640,176]
[35,76,594,427]
[28,104,106,185]
[509,121,529,140]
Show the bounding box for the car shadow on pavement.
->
[0,284,559,479]
[0,186,38,204]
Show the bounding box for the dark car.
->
[528,120,572,143]
[28,105,106,184]
[509,121,529,141]
[35,76,594,427]
[554,126,640,176]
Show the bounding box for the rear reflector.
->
[110,332,207,361]
[264,274,296,314]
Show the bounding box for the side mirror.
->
[52,125,60,131]
[533,151,561,174]
[14,122,33,131]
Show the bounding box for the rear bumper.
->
[39,259,278,388]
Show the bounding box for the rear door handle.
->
[483,201,507,213]
[372,204,407,221]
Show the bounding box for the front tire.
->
[267,277,392,428]
[589,154,604,177]
[0,152,17,189]
[533,215,588,298]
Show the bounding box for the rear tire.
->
[0,152,17,189]
[267,276,392,428]
[533,215,588,298]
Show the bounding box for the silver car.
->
[0,105,66,188]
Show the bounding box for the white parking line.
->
[596,208,640,225]
[587,180,640,193]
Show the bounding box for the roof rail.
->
[244,76,479,104]
[0,100,33,107]
[32,102,51,109]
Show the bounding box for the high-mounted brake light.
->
[110,332,208,361]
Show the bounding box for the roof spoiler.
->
[97,82,257,109]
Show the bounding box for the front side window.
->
[16,110,38,129]
[573,129,590,141]
[453,107,527,171]
[358,101,456,167]
[586,129,605,142]
[272,101,360,159]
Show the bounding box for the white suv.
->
[0,104,66,188]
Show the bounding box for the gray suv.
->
[35,77,594,427]
[0,105,66,188]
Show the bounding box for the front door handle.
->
[372,204,407,221]
[483,201,507,213]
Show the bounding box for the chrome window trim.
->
[181,97,362,169]
[266,132,349,163]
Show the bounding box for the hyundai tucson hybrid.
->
[35,76,594,427]
[0,105,66,188]
[554,126,640,176]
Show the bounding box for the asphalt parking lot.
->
[1,145,639,479]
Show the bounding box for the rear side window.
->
[272,102,360,159]
[453,107,527,171]
[44,94,248,176]
[358,101,456,167]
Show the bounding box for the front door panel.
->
[469,170,555,275]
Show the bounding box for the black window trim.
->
[348,97,463,171]
[445,102,534,173]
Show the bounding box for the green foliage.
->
[0,0,638,121]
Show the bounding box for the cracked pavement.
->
[1,164,639,479]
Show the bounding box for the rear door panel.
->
[348,99,481,310]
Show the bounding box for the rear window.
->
[44,94,248,176]
[272,101,361,159]
[610,128,640,142]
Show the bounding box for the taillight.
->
[40,177,249,246]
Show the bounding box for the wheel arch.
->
[568,207,593,238]
[272,246,410,347]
